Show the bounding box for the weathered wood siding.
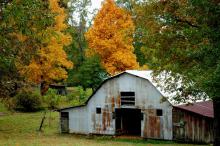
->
[173,108,213,143]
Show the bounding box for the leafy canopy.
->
[0,0,54,97]
[137,0,220,102]
[86,0,139,75]
[16,0,73,85]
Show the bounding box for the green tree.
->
[67,0,91,65]
[137,0,220,145]
[76,56,108,91]
[116,0,149,66]
[66,0,92,84]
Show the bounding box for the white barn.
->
[58,70,173,140]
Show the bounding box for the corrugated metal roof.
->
[174,101,213,118]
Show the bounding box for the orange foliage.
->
[18,0,73,84]
[10,32,28,42]
[85,0,139,75]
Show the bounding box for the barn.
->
[173,101,214,143]
[58,70,173,140]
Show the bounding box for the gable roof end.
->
[58,70,170,111]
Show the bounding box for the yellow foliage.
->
[85,0,139,75]
[10,32,28,42]
[139,65,149,70]
[49,0,67,31]
[18,0,73,84]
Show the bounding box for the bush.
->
[13,88,42,112]
[42,89,63,109]
[66,86,92,106]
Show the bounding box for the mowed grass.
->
[0,106,210,146]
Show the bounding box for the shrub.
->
[13,88,42,112]
[42,89,62,109]
[66,86,92,106]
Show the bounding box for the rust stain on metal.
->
[102,108,111,131]
[111,97,115,112]
[155,117,161,138]
[116,95,121,107]
[96,124,102,134]
[143,109,161,139]
[107,109,111,127]
[102,109,107,131]
[148,116,160,138]
[148,109,156,116]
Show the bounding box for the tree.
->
[137,0,220,145]
[115,0,149,66]
[15,0,73,95]
[85,0,139,75]
[0,0,56,97]
[68,0,92,66]
[77,56,108,91]
[65,0,94,87]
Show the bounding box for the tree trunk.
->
[213,98,220,146]
[40,81,49,96]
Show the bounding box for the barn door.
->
[172,109,185,141]
[147,116,161,138]
[115,109,122,134]
[61,112,69,133]
[143,109,162,139]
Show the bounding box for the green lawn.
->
[0,106,210,146]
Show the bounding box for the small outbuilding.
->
[173,101,214,143]
[49,84,67,95]
[58,70,173,140]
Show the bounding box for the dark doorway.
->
[115,108,141,136]
[61,112,69,133]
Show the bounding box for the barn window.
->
[96,107,101,114]
[120,92,135,106]
[61,112,69,118]
[156,109,163,116]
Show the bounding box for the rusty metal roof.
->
[174,101,213,118]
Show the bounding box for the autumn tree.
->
[85,0,139,75]
[28,0,72,95]
[0,0,56,97]
[5,0,73,95]
[135,0,220,145]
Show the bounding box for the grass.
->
[0,109,210,146]
[0,102,9,113]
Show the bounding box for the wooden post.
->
[39,111,46,131]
